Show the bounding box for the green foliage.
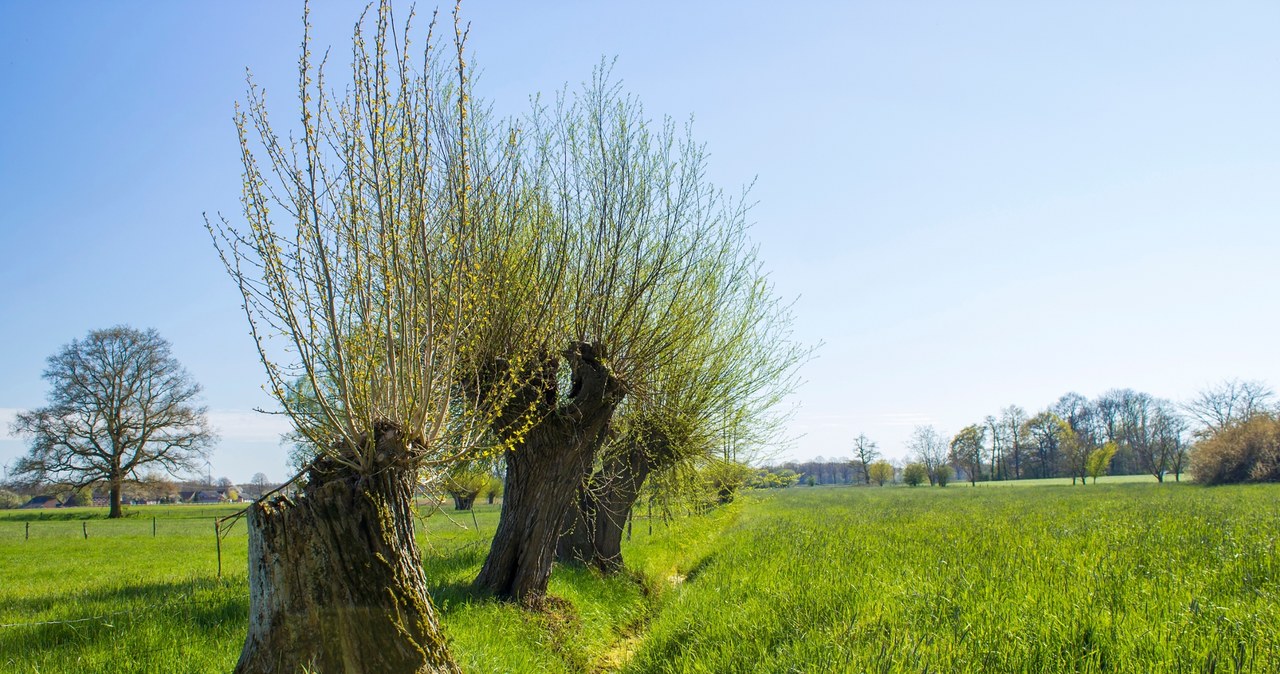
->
[902,462,928,487]
[935,464,954,487]
[445,470,489,497]
[748,468,799,489]
[868,460,895,486]
[484,476,504,501]
[700,459,754,504]
[950,424,987,484]
[1191,413,1280,485]
[1086,441,1119,483]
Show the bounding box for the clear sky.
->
[2,2,1278,482]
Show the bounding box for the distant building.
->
[20,495,61,509]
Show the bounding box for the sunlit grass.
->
[2,483,1275,673]
[627,483,1280,673]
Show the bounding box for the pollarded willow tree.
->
[471,66,782,605]
[556,241,806,573]
[206,4,546,671]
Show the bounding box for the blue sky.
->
[2,2,1278,482]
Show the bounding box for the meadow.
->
[1,482,1276,673]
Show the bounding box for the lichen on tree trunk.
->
[235,423,459,674]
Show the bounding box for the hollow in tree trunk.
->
[235,423,459,674]
[474,343,624,607]
[557,444,652,573]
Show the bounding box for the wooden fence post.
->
[25,522,29,541]
[152,517,157,538]
[214,518,222,580]
[82,522,88,539]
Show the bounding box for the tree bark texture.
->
[236,424,459,674]
[556,444,652,573]
[108,480,124,519]
[474,342,624,606]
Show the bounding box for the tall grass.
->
[2,484,1275,672]
[627,483,1280,673]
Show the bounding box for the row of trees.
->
[850,379,1275,487]
[204,4,804,671]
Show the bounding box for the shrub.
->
[934,465,954,487]
[1191,414,1280,485]
[867,460,895,486]
[0,489,23,509]
[902,463,928,487]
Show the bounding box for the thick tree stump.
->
[235,426,459,674]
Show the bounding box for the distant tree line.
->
[876,379,1279,487]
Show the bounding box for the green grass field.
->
[1,483,1276,672]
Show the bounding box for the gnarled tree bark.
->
[474,342,625,607]
[556,443,652,573]
[236,423,459,674]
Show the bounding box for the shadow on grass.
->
[0,576,246,662]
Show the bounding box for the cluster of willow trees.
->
[207,4,802,672]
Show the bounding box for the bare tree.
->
[248,472,270,500]
[1023,411,1066,479]
[1120,393,1183,482]
[10,326,214,518]
[851,434,880,484]
[1183,379,1275,437]
[908,425,947,486]
[1094,389,1140,475]
[984,414,1005,480]
[1000,405,1029,480]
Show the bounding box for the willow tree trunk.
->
[557,446,652,573]
[235,425,459,674]
[450,491,477,511]
[474,342,624,607]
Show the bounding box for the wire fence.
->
[0,515,250,542]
